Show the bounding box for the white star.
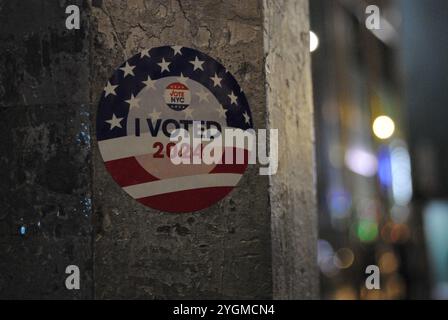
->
[228,91,238,105]
[106,114,123,130]
[183,108,194,119]
[125,94,140,109]
[217,105,228,119]
[158,58,171,73]
[120,62,135,77]
[210,73,222,87]
[190,56,204,71]
[142,75,156,89]
[196,89,209,102]
[104,81,118,97]
[172,45,183,56]
[140,49,150,58]
[243,112,251,124]
[177,73,189,84]
[148,108,161,120]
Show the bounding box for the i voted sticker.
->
[96,46,253,213]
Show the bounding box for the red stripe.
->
[210,148,249,174]
[136,187,235,213]
[210,163,248,174]
[105,157,159,187]
[104,148,249,187]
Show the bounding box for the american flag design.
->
[97,46,253,213]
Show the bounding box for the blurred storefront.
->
[310,0,448,300]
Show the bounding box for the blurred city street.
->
[311,0,448,300]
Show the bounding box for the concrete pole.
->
[0,0,93,299]
[264,0,319,299]
[0,0,317,299]
[91,0,317,299]
[91,0,272,299]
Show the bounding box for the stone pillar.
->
[0,0,93,299]
[0,0,317,299]
[91,0,317,299]
[90,0,272,300]
[264,0,319,299]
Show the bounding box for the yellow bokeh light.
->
[373,115,395,140]
[334,248,355,269]
[378,251,399,274]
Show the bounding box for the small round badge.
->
[164,82,191,111]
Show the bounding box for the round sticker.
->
[164,82,191,111]
[97,46,253,213]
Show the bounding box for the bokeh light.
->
[379,251,399,274]
[357,220,379,242]
[385,274,406,300]
[345,147,378,177]
[333,286,357,300]
[327,188,352,219]
[377,146,392,188]
[334,248,355,269]
[310,31,320,52]
[318,239,339,277]
[390,144,413,206]
[373,115,395,140]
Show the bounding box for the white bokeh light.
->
[310,31,319,53]
[373,115,395,140]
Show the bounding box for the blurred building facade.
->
[402,0,448,299]
[310,0,448,299]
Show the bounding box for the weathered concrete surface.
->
[0,1,93,299]
[0,0,90,107]
[90,0,272,299]
[0,104,93,299]
[0,0,316,300]
[264,0,319,299]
